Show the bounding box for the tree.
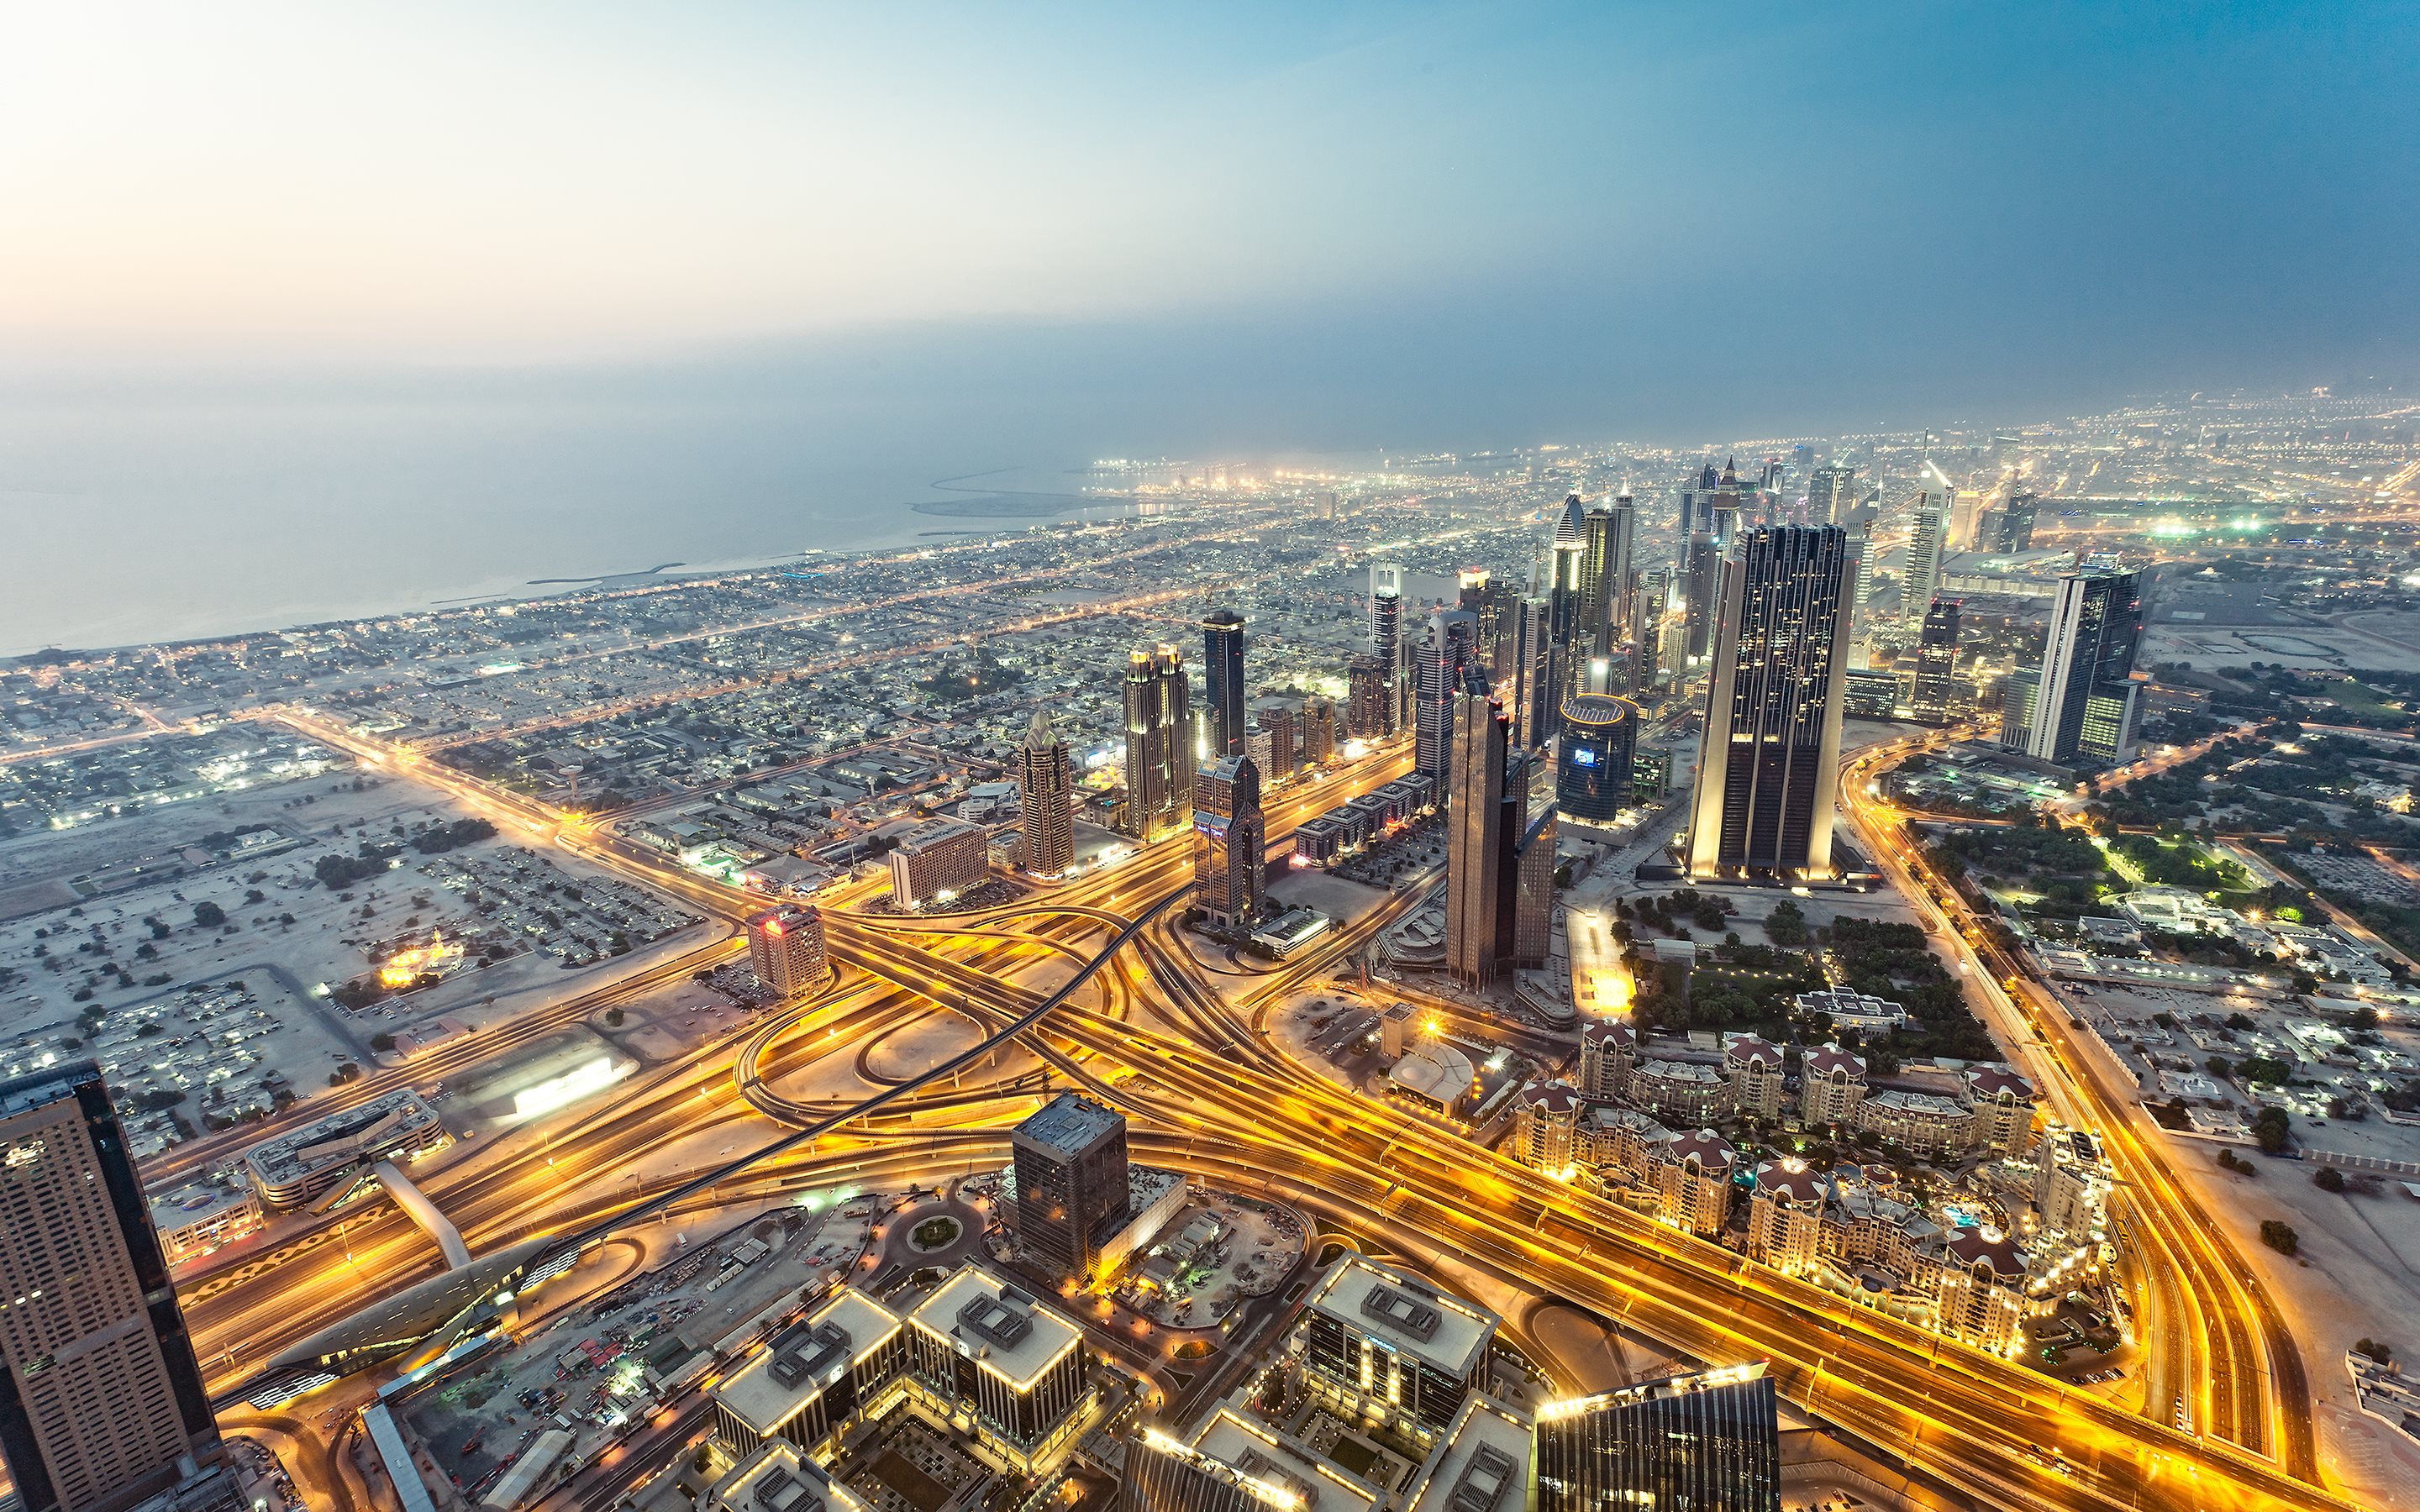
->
[2314,1167,2347,1193]
[2251,1105,2291,1154]
[605,1006,626,1027]
[2258,1220,2298,1255]
[370,1032,397,1053]
[2354,1337,2394,1365]
[192,900,226,929]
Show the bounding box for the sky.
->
[1,1,2415,438]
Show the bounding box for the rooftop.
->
[1013,1093,1126,1161]
[1188,1410,1383,1512]
[1302,1255,1497,1379]
[1402,1397,1534,1512]
[907,1264,1082,1390]
[714,1288,903,1437]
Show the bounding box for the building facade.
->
[746,903,827,998]
[1123,645,1194,841]
[1534,1365,1781,1512]
[1015,709,1076,876]
[2001,566,2144,768]
[1909,598,1963,725]
[0,1065,223,1512]
[1555,694,1636,826]
[1684,525,1851,881]
[889,818,989,909]
[1193,756,1266,928]
[1202,610,1248,759]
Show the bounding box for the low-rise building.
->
[888,817,990,910]
[903,1265,1092,1474]
[1293,1255,1500,1443]
[1628,1059,1731,1126]
[243,1089,450,1210]
[1748,1161,1828,1277]
[149,1184,262,1267]
[1510,1082,1583,1175]
[712,1289,908,1456]
[1853,1090,1975,1161]
[1798,1046,1868,1127]
[1723,1036,1785,1121]
[1963,1066,2037,1155]
[1652,1129,1736,1238]
[1576,1020,1635,1101]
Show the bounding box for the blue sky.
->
[0,2,2412,436]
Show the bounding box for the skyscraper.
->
[1300,695,1337,765]
[1902,491,1946,626]
[1533,1364,1782,1512]
[1346,654,1390,739]
[1370,564,1406,734]
[0,1063,223,1512]
[1841,500,1880,669]
[1582,498,1636,659]
[1548,496,1590,650]
[1503,597,1556,748]
[1676,461,1722,545]
[1686,526,1852,881]
[1807,463,1857,526]
[1512,807,1559,969]
[1201,609,1248,759]
[1910,599,1964,725]
[747,903,828,997]
[1555,693,1637,825]
[1445,684,1508,987]
[1414,609,1478,785]
[2002,565,2144,767]
[1011,1094,1131,1283]
[1993,488,2039,553]
[1123,645,1192,841]
[1015,707,1075,875]
[1193,754,1265,927]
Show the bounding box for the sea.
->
[0,381,1144,656]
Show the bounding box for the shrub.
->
[2251,1105,2291,1154]
[2259,1220,2298,1255]
[2354,1337,2394,1365]
[2314,1167,2347,1193]
[370,1032,397,1053]
[192,901,226,928]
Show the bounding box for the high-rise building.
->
[1841,501,1880,669]
[1807,464,1857,526]
[0,1063,224,1512]
[1556,693,1637,825]
[1548,496,1590,650]
[1909,599,1963,725]
[1512,807,1558,969]
[1015,708,1075,875]
[1533,1364,1781,1512]
[1581,499,1635,659]
[746,903,828,997]
[1370,567,1406,735]
[1300,696,1338,765]
[1118,1431,1278,1512]
[1012,1094,1132,1282]
[1923,454,1973,551]
[1685,526,1852,881]
[1503,598,1556,748]
[1682,530,1721,665]
[1193,755,1265,928]
[1245,698,1299,785]
[1676,462,1722,545]
[1902,492,1946,626]
[1346,655,1390,739]
[889,818,989,909]
[1444,685,1508,988]
[1123,645,1193,841]
[903,1266,1089,1473]
[1628,568,1670,695]
[1201,610,1248,759]
[1293,1256,1500,1442]
[1414,610,1478,785]
[2001,565,2144,767]
[1993,488,2039,553]
[1459,570,1512,678]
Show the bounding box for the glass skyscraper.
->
[1201,609,1247,759]
[1534,1365,1781,1512]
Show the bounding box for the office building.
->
[904,1265,1091,1473]
[1676,462,1722,545]
[1923,454,1972,551]
[746,902,828,998]
[1685,526,1851,881]
[1301,695,1338,765]
[1582,499,1635,659]
[1293,1255,1500,1441]
[2035,1125,2112,1242]
[0,1063,224,1512]
[889,817,989,909]
[1202,610,1248,759]
[1460,570,1513,678]
[1194,755,1265,928]
[1445,687,1508,988]
[1909,599,1963,725]
[711,1289,908,1456]
[1245,699,1298,785]
[1548,496,1590,650]
[1414,610,1478,785]
[1015,708,1076,876]
[1992,488,2039,553]
[1502,596,1557,748]
[703,1443,874,1512]
[1533,1364,1781,1512]
[1013,1095,1132,1283]
[1370,567,1406,735]
[1807,464,1857,526]
[1347,654,1391,739]
[1512,807,1558,969]
[1123,645,1193,841]
[1842,501,1879,668]
[1628,568,1670,695]
[1902,492,1946,626]
[1120,1431,1291,1512]
[1555,693,1636,825]
[2000,565,2144,767]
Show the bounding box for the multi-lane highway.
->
[191,708,2360,1512]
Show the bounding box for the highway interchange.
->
[160,706,2360,1512]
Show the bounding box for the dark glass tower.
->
[1445,684,1507,988]
[1555,693,1637,824]
[1534,1365,1781,1512]
[1193,755,1265,928]
[1201,609,1247,759]
[1011,1094,1132,1282]
[2002,566,2144,767]
[1993,488,2039,552]
[1910,598,1963,725]
[1415,609,1478,785]
[0,1063,223,1512]
[1686,526,1851,880]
